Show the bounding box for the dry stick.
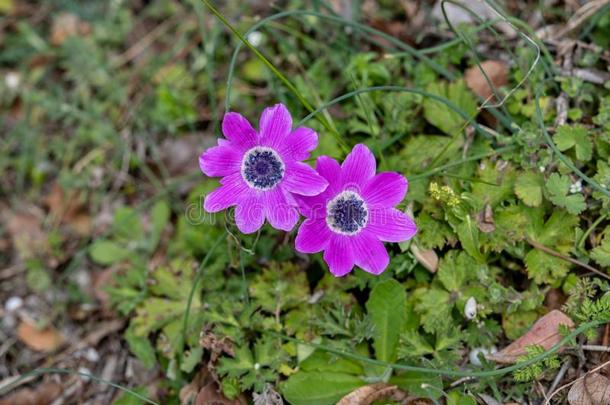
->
[526,238,610,281]
[581,345,610,352]
[547,358,571,399]
[543,359,610,405]
[552,0,610,40]
[111,14,181,68]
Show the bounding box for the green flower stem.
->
[265,319,607,378]
[535,91,610,200]
[201,0,348,152]
[179,231,227,366]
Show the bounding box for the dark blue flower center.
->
[326,191,368,235]
[241,147,284,190]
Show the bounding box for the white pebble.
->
[5,72,20,90]
[78,367,92,381]
[5,296,23,313]
[247,31,263,47]
[469,346,497,366]
[84,348,100,363]
[464,297,477,320]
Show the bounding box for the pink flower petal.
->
[295,218,331,253]
[235,191,265,234]
[279,127,318,160]
[362,172,408,208]
[282,162,329,196]
[221,112,258,149]
[323,235,355,277]
[203,173,248,213]
[315,155,342,196]
[341,144,376,189]
[294,194,327,219]
[351,231,389,275]
[259,103,292,148]
[199,145,242,177]
[264,188,299,231]
[367,208,417,242]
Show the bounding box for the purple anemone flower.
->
[199,103,328,234]
[295,144,417,276]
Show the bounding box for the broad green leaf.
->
[423,80,477,136]
[300,350,364,375]
[132,297,191,336]
[554,124,593,161]
[390,371,443,398]
[125,325,156,369]
[515,171,544,207]
[180,346,203,373]
[545,173,586,215]
[112,207,143,241]
[89,240,131,265]
[282,372,365,405]
[502,310,538,340]
[456,215,485,262]
[366,279,406,363]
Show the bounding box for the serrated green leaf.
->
[546,173,586,214]
[515,171,544,207]
[437,250,475,291]
[125,325,156,369]
[591,228,610,267]
[423,80,478,136]
[554,124,593,161]
[89,240,131,265]
[366,279,406,363]
[282,372,365,405]
[525,249,572,284]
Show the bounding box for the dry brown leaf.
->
[180,368,246,405]
[465,60,509,101]
[410,245,438,273]
[17,321,64,352]
[488,310,574,363]
[0,381,61,405]
[476,203,496,233]
[50,13,91,46]
[195,381,246,405]
[43,184,91,236]
[568,373,610,405]
[5,210,49,260]
[337,383,414,405]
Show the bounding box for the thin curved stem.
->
[296,85,498,139]
[180,231,227,363]
[0,368,159,404]
[224,9,455,111]
[535,91,610,200]
[265,319,606,378]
